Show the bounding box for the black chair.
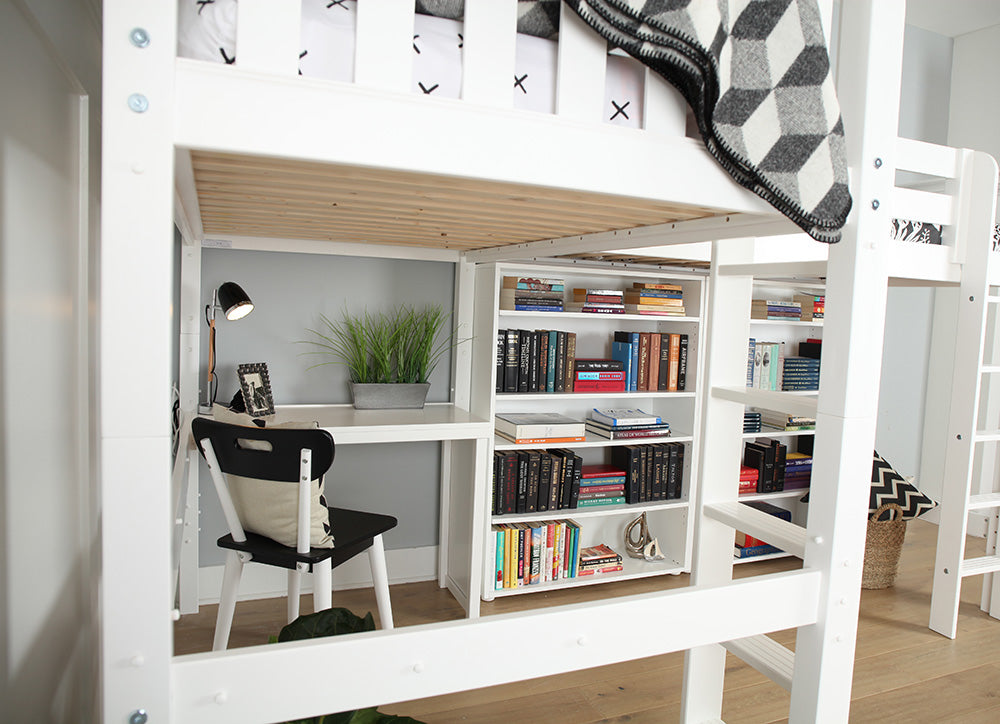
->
[191,417,397,650]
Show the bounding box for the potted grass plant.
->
[302,304,467,409]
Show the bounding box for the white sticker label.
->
[202,238,233,248]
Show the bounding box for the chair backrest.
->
[191,417,335,481]
[191,417,336,550]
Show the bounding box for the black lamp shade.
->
[217,282,254,321]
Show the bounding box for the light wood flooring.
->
[174,520,1000,722]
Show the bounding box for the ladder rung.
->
[987,295,1000,305]
[705,501,807,558]
[961,556,1000,577]
[968,493,1000,510]
[724,634,794,691]
[712,387,819,418]
[975,430,1000,443]
[982,365,1000,375]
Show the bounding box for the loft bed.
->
[100,1,997,723]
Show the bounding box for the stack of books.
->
[577,464,627,507]
[744,410,762,433]
[492,448,582,514]
[734,501,791,559]
[623,282,686,316]
[492,519,581,588]
[781,356,821,391]
[794,293,825,321]
[610,441,685,502]
[494,412,585,445]
[784,452,813,490]
[744,438,787,493]
[497,328,576,393]
[574,359,626,393]
[760,410,816,431]
[747,339,785,390]
[578,543,623,576]
[612,331,689,392]
[738,464,759,494]
[585,408,671,440]
[566,288,625,314]
[499,276,564,312]
[751,299,802,320]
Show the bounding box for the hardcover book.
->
[589,407,662,426]
[495,412,586,440]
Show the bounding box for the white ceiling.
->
[906,0,1000,38]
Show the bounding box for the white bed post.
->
[787,1,903,720]
[681,237,756,722]
[101,0,178,721]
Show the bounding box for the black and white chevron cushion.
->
[800,451,936,520]
[871,451,936,520]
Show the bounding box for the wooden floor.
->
[174,520,1000,722]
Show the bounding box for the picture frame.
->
[236,362,275,417]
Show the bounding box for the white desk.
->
[174,402,494,618]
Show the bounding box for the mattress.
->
[178,0,648,129]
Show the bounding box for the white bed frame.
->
[99,1,998,722]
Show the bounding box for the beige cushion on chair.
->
[212,405,335,548]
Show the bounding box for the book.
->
[744,440,776,493]
[734,543,782,559]
[579,543,622,566]
[517,329,531,392]
[503,329,520,393]
[623,304,687,316]
[610,341,633,393]
[564,332,577,392]
[666,332,681,391]
[546,330,558,392]
[638,333,650,391]
[585,420,670,440]
[574,371,626,392]
[648,332,661,391]
[613,331,640,391]
[575,358,624,371]
[589,408,662,426]
[494,412,586,440]
[554,331,566,393]
[633,281,682,292]
[502,276,565,291]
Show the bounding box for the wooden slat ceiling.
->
[191,151,729,252]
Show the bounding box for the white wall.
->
[0,0,101,721]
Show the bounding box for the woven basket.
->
[862,503,907,589]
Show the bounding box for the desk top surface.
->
[269,403,492,444]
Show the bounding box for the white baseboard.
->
[198,545,438,605]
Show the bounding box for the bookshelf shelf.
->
[492,497,691,524]
[472,261,707,602]
[742,428,815,439]
[739,489,809,503]
[733,551,794,564]
[495,390,697,400]
[499,310,701,324]
[749,319,824,327]
[491,559,687,597]
[494,432,694,451]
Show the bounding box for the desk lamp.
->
[204,281,254,409]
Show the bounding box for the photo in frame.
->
[237,362,275,417]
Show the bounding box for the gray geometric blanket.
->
[564,0,851,242]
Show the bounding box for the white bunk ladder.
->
[928,154,1000,638]
[682,1,905,720]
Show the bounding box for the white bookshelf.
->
[469,261,707,601]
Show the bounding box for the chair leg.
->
[213,550,245,651]
[368,534,394,630]
[287,566,302,624]
[313,559,332,611]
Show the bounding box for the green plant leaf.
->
[277,607,375,642]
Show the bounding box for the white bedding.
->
[178,0,645,128]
